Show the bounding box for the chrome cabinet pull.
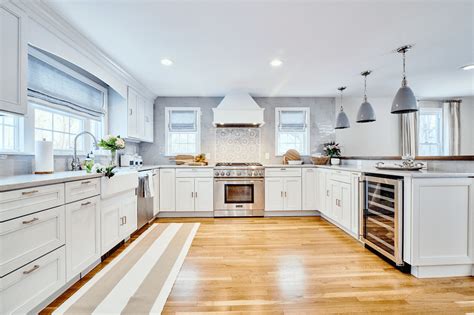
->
[22,217,39,224]
[280,168,286,171]
[129,108,133,115]
[284,191,287,197]
[281,191,284,197]
[23,265,39,274]
[22,190,38,195]
[81,180,91,185]
[81,201,92,207]
[191,192,194,198]
[326,190,330,197]
[195,192,198,198]
[124,216,127,224]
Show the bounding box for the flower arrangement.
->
[95,164,117,179]
[98,135,125,166]
[323,141,341,157]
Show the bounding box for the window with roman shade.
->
[165,107,201,155]
[275,107,310,155]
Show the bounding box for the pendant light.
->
[335,86,350,129]
[356,70,376,123]
[391,45,418,114]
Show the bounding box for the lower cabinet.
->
[330,180,351,230]
[302,168,318,210]
[175,177,213,212]
[0,247,66,315]
[65,196,101,281]
[160,168,176,211]
[265,177,301,211]
[101,191,138,255]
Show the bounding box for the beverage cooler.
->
[359,174,404,265]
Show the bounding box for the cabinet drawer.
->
[265,167,302,177]
[0,206,65,277]
[65,178,100,203]
[175,168,213,178]
[330,171,351,184]
[0,246,66,315]
[0,184,65,222]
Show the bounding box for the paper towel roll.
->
[35,139,54,174]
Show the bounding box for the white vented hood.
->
[213,92,265,127]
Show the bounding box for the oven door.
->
[214,178,264,212]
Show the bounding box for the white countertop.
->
[0,171,104,192]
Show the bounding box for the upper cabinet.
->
[0,4,27,115]
[109,86,154,142]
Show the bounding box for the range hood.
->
[213,92,265,127]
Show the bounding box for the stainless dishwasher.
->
[359,174,404,265]
[137,170,156,229]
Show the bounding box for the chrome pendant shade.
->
[335,86,350,129]
[356,70,376,123]
[391,45,418,114]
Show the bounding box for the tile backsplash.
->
[215,128,261,162]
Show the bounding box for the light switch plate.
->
[265,152,270,160]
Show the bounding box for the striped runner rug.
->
[53,223,200,315]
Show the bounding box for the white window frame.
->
[165,107,201,156]
[0,113,23,153]
[418,107,444,156]
[275,107,310,156]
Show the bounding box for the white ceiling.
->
[45,0,474,98]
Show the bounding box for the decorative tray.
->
[375,162,424,171]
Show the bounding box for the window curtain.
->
[27,54,106,120]
[168,110,197,132]
[400,112,418,157]
[443,100,461,155]
[279,110,307,131]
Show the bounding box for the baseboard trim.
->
[411,264,474,278]
[158,211,214,218]
[264,210,320,217]
[320,214,361,241]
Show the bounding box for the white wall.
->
[335,97,400,156]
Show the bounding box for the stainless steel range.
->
[214,162,265,217]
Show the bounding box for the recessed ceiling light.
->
[461,63,474,70]
[161,58,174,66]
[270,59,283,67]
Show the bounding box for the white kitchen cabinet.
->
[265,176,301,211]
[0,205,65,276]
[330,180,351,229]
[152,170,160,216]
[0,247,66,315]
[176,178,195,211]
[65,196,101,281]
[65,177,101,203]
[0,4,27,115]
[175,177,213,212]
[127,87,139,139]
[316,169,327,215]
[302,168,318,210]
[143,99,154,143]
[101,191,137,255]
[350,173,361,236]
[410,178,474,268]
[195,178,213,211]
[160,168,176,211]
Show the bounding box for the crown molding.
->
[10,0,156,101]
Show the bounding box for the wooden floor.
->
[43,217,474,314]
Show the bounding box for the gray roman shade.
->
[168,109,198,132]
[27,54,106,120]
[279,110,307,131]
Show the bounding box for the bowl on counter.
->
[287,160,303,165]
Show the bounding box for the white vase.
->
[330,158,340,165]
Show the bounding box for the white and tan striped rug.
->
[53,223,199,315]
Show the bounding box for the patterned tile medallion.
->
[215,128,261,162]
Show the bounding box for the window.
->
[0,113,21,152]
[275,108,310,155]
[418,107,443,156]
[165,107,201,155]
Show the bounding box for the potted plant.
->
[98,135,125,166]
[323,141,342,165]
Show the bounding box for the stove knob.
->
[226,171,230,176]
[220,171,225,176]
[214,171,220,176]
[237,171,241,176]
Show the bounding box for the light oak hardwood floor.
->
[43,217,474,314]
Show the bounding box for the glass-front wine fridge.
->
[359,174,404,265]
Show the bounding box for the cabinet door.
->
[195,178,213,211]
[0,5,27,115]
[330,181,341,222]
[144,100,154,142]
[317,170,326,214]
[265,178,284,210]
[152,171,160,216]
[302,168,318,210]
[66,196,100,281]
[340,182,352,230]
[284,177,302,211]
[175,178,195,211]
[325,174,333,218]
[350,173,361,236]
[127,87,139,138]
[119,195,138,237]
[101,199,122,255]
[136,95,146,140]
[159,169,176,211]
